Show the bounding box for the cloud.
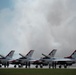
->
[0,0,76,58]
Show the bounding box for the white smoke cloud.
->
[0,0,76,58]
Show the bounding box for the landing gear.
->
[35,64,43,68]
[40,64,43,68]
[4,65,6,68]
[59,65,62,68]
[14,65,16,68]
[64,64,67,68]
[35,65,38,68]
[58,64,67,68]
[0,65,2,68]
[18,64,22,68]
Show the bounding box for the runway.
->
[0,64,76,69]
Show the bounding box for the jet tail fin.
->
[65,50,76,59]
[42,49,57,58]
[48,49,57,57]
[26,50,34,58]
[19,50,34,58]
[6,50,15,59]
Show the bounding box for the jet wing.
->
[19,53,25,58]
[53,58,74,62]
[42,54,50,58]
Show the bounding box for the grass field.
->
[0,68,76,75]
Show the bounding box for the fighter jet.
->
[0,50,15,68]
[32,49,57,68]
[11,50,34,68]
[52,50,76,68]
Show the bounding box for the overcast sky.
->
[0,0,76,59]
